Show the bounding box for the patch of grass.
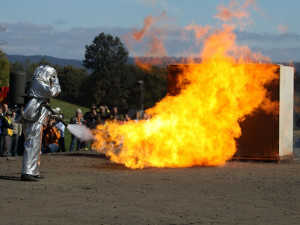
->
[49,98,89,151]
[50,98,89,120]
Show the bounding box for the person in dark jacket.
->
[82,104,100,150]
[1,109,14,157]
[98,105,112,125]
[112,106,121,121]
[10,110,22,157]
[84,104,100,129]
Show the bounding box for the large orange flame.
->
[92,0,279,169]
[93,27,278,168]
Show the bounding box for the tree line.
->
[0,33,168,113]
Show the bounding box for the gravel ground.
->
[0,151,300,225]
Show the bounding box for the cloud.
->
[235,30,300,62]
[214,0,259,30]
[1,22,130,59]
[5,22,53,33]
[252,47,300,62]
[235,30,300,43]
[1,22,300,62]
[55,18,68,25]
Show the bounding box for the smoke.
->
[214,0,259,30]
[185,24,211,42]
[123,11,171,69]
[133,15,155,41]
[278,24,289,34]
[67,124,95,142]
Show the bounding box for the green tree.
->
[121,65,167,110]
[57,65,88,105]
[10,61,25,72]
[10,58,53,81]
[24,59,39,81]
[0,50,10,86]
[83,32,128,73]
[0,25,6,47]
[83,33,130,109]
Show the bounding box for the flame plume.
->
[93,26,278,168]
[92,0,278,169]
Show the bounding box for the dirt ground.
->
[0,151,300,225]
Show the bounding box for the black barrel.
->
[8,70,27,107]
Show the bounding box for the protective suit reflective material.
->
[21,65,61,176]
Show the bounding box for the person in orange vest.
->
[42,119,61,153]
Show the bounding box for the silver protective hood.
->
[28,65,61,99]
[17,65,61,125]
[33,65,57,84]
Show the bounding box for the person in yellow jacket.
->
[1,109,13,157]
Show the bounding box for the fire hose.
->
[20,101,67,127]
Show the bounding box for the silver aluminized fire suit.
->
[19,65,61,176]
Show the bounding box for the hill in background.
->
[6,54,200,69]
[6,54,85,69]
[6,54,300,72]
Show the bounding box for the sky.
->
[0,0,300,62]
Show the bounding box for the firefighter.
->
[17,65,61,181]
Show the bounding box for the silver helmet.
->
[32,65,57,86]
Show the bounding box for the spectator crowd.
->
[0,102,148,157]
